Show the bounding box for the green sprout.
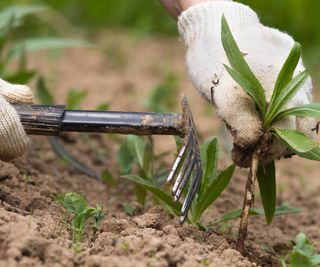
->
[281,233,320,267]
[221,15,320,249]
[55,193,105,252]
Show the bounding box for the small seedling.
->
[221,16,320,250]
[281,233,320,267]
[122,137,235,224]
[55,192,105,252]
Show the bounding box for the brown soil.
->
[1,32,319,267]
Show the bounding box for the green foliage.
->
[282,233,320,267]
[66,89,88,110]
[222,16,320,225]
[55,193,105,252]
[122,137,235,224]
[143,71,179,112]
[257,161,276,225]
[214,203,301,225]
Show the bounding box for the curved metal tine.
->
[173,135,196,201]
[167,132,192,184]
[179,160,202,224]
[171,136,194,195]
[173,152,196,202]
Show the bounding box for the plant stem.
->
[237,150,260,251]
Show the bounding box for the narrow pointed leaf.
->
[275,103,320,121]
[194,164,235,221]
[224,65,266,113]
[272,128,319,153]
[266,71,309,126]
[270,43,301,108]
[296,147,320,161]
[257,161,276,225]
[122,175,183,218]
[200,137,219,194]
[221,15,266,114]
[214,203,301,224]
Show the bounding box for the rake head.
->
[167,96,202,224]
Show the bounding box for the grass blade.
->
[269,43,301,109]
[265,71,309,126]
[221,15,266,115]
[122,175,183,218]
[272,128,319,153]
[274,103,320,121]
[214,203,301,224]
[194,164,235,222]
[257,161,276,225]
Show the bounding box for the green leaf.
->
[0,4,46,29]
[101,170,118,188]
[66,89,88,110]
[9,38,92,59]
[214,203,301,224]
[265,71,309,126]
[36,77,55,104]
[95,102,110,111]
[272,128,319,153]
[270,43,301,108]
[117,141,134,174]
[200,137,219,194]
[275,103,320,121]
[122,175,183,218]
[126,135,145,168]
[193,164,235,222]
[290,233,317,267]
[257,161,276,225]
[296,147,320,161]
[56,193,88,214]
[221,15,266,115]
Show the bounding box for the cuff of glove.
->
[178,1,259,47]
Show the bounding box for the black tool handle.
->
[14,105,65,136]
[14,105,185,137]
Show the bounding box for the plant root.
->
[237,150,260,251]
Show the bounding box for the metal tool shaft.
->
[13,105,185,137]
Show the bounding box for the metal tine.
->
[179,161,202,224]
[171,136,194,195]
[173,152,196,202]
[167,132,192,184]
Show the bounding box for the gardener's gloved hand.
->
[0,79,34,161]
[161,0,314,167]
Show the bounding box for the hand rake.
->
[13,95,202,223]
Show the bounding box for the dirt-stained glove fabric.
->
[178,1,314,165]
[0,79,34,161]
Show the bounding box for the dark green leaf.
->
[265,71,309,126]
[272,128,319,153]
[257,161,276,225]
[193,164,235,222]
[270,43,301,108]
[122,175,183,217]
[275,103,320,121]
[36,77,55,104]
[117,141,134,174]
[66,89,88,110]
[200,137,219,194]
[101,170,118,188]
[122,202,134,216]
[126,135,145,168]
[221,15,266,115]
[296,147,320,161]
[214,203,301,224]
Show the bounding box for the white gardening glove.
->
[178,1,314,166]
[0,79,34,161]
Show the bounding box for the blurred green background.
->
[1,0,319,76]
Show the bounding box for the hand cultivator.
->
[13,95,201,223]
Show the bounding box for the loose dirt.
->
[0,31,319,267]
